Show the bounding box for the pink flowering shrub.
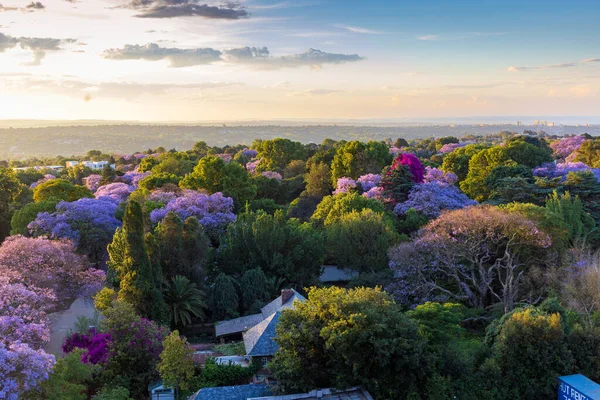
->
[439,143,465,154]
[261,171,283,181]
[333,177,357,195]
[246,159,261,174]
[215,154,232,163]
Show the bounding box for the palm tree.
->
[163,275,207,328]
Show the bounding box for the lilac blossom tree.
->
[149,190,235,237]
[439,143,465,154]
[423,167,458,185]
[550,135,586,159]
[393,182,477,219]
[533,162,598,181]
[85,174,102,192]
[332,177,357,195]
[28,198,121,263]
[261,171,283,181]
[95,183,134,204]
[357,173,381,192]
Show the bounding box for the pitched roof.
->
[191,383,272,400]
[243,312,281,357]
[215,313,264,337]
[248,386,374,400]
[261,289,305,319]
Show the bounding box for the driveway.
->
[45,296,97,357]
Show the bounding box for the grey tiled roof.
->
[243,312,281,356]
[191,383,272,400]
[261,289,306,319]
[319,266,359,283]
[248,386,374,400]
[215,313,264,337]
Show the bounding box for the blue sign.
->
[559,374,600,400]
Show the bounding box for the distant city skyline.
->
[0,0,599,121]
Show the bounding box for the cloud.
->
[0,33,76,65]
[569,86,592,97]
[335,24,383,34]
[102,44,364,69]
[507,58,598,72]
[417,35,438,41]
[26,1,45,9]
[102,43,222,67]
[418,32,508,41]
[0,3,18,11]
[122,0,250,19]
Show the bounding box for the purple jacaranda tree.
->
[439,143,465,154]
[0,276,56,398]
[394,181,477,219]
[149,190,235,237]
[333,177,357,195]
[85,174,102,192]
[28,198,121,263]
[148,188,181,205]
[363,186,385,200]
[392,153,425,183]
[30,174,55,189]
[423,167,458,185]
[95,182,134,204]
[357,173,381,192]
[242,148,258,158]
[388,206,551,313]
[550,135,586,159]
[119,171,151,188]
[533,162,599,181]
[261,171,283,181]
[0,236,105,306]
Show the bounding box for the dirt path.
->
[45,296,97,357]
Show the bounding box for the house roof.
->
[248,387,374,400]
[261,289,305,319]
[319,266,359,283]
[215,313,264,337]
[243,312,281,357]
[215,289,305,338]
[191,383,272,400]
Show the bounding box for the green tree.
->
[137,172,181,191]
[304,162,331,198]
[330,140,391,184]
[180,155,256,210]
[163,275,206,328]
[325,209,400,273]
[92,386,132,400]
[32,179,93,203]
[210,273,240,320]
[574,138,600,167]
[0,167,24,241]
[217,210,324,287]
[254,138,307,172]
[270,287,426,399]
[157,330,195,396]
[108,201,166,321]
[546,191,596,247]
[10,199,58,236]
[460,147,512,201]
[39,350,96,400]
[311,192,385,227]
[441,144,488,182]
[240,268,268,313]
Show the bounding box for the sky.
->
[0,0,599,122]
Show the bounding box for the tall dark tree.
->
[0,167,26,241]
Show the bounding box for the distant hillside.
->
[1,123,598,159]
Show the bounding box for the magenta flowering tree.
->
[149,190,235,236]
[423,167,458,186]
[392,153,425,183]
[333,177,357,195]
[550,135,585,159]
[357,173,381,192]
[62,331,111,365]
[261,171,283,181]
[393,182,477,219]
[85,174,102,192]
[95,182,134,204]
[0,236,105,306]
[28,198,121,262]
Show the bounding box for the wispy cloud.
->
[288,88,344,96]
[335,24,383,34]
[508,57,599,72]
[103,44,364,69]
[249,1,316,10]
[418,32,508,41]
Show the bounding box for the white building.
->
[65,160,115,170]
